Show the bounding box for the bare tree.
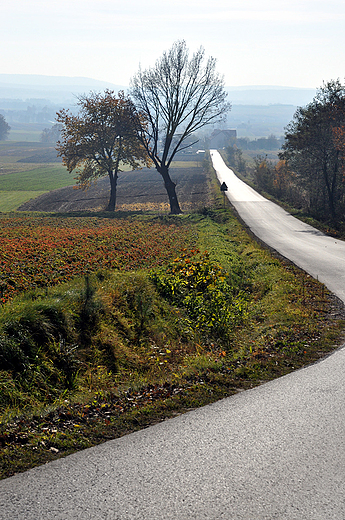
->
[130,40,230,214]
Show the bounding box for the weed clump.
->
[150,250,248,349]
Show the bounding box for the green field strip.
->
[170,160,199,168]
[0,165,75,191]
[0,191,47,212]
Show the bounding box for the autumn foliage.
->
[280,80,345,223]
[56,90,150,211]
[0,215,192,303]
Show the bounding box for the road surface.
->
[1,153,345,519]
[211,150,345,304]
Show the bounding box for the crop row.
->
[0,215,193,303]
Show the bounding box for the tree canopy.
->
[280,80,345,223]
[56,90,150,211]
[0,114,10,140]
[130,40,230,214]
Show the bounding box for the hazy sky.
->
[1,0,344,88]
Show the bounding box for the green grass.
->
[0,162,75,211]
[0,165,75,192]
[6,123,48,143]
[0,140,76,210]
[0,191,47,212]
[1,208,344,479]
[171,160,200,168]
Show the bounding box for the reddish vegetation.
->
[0,215,192,303]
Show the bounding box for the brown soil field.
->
[18,166,212,213]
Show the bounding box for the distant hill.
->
[0,74,316,106]
[225,86,316,106]
[0,74,126,104]
[0,75,318,138]
[227,104,298,138]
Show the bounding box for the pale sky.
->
[1,0,344,89]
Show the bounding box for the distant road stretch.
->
[211,150,345,304]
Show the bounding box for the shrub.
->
[150,250,248,348]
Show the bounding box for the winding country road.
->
[1,153,345,519]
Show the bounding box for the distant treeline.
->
[0,105,57,124]
[0,100,75,125]
[236,134,284,151]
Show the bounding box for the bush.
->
[150,250,248,348]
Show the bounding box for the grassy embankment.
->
[0,204,344,479]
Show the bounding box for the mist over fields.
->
[0,74,317,138]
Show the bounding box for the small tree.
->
[225,145,246,174]
[130,40,230,214]
[41,123,63,144]
[253,155,274,193]
[56,90,150,212]
[273,159,290,199]
[0,114,10,140]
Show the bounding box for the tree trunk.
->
[157,164,182,214]
[106,171,118,212]
[322,160,336,223]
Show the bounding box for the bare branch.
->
[129,41,230,213]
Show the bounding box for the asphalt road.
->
[1,153,345,519]
[211,150,345,304]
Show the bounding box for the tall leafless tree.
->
[130,40,231,214]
